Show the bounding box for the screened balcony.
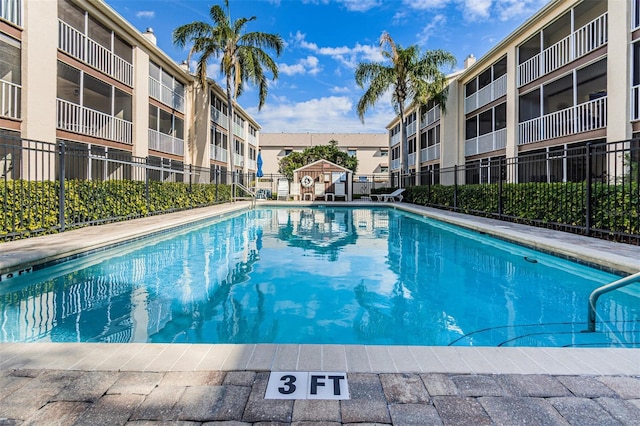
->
[211,107,228,129]
[210,145,228,162]
[148,62,184,112]
[420,104,440,129]
[0,0,21,26]
[148,129,183,156]
[57,98,132,144]
[0,79,20,120]
[465,74,507,113]
[465,128,507,156]
[233,153,244,168]
[391,158,400,170]
[390,131,400,146]
[518,11,607,87]
[246,158,256,170]
[518,97,607,145]
[420,143,440,162]
[233,118,245,139]
[58,19,133,87]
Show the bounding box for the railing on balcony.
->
[148,129,184,156]
[465,128,507,156]
[210,145,228,162]
[57,98,133,144]
[465,74,507,113]
[390,132,401,146]
[632,84,640,121]
[1,80,20,119]
[420,144,440,163]
[248,133,257,147]
[58,20,133,87]
[149,77,184,113]
[247,158,256,170]
[420,106,440,129]
[518,13,607,87]
[518,97,607,145]
[233,122,245,138]
[406,120,417,137]
[0,0,21,26]
[233,153,244,168]
[391,158,400,170]
[408,152,416,167]
[211,107,228,129]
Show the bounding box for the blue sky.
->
[109,0,548,134]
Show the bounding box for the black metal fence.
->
[404,139,640,245]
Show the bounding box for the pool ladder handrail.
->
[586,271,640,332]
[232,183,256,208]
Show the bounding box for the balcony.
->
[420,105,440,129]
[148,129,184,156]
[518,13,607,87]
[233,153,244,168]
[210,145,228,162]
[406,120,417,137]
[1,79,20,120]
[57,98,132,144]
[465,74,507,113]
[420,144,440,163]
[149,77,184,112]
[58,20,133,87]
[390,132,400,146]
[465,128,507,156]
[211,107,228,129]
[247,158,256,170]
[390,158,400,170]
[632,84,640,121]
[518,97,607,145]
[233,121,245,139]
[0,0,21,26]
[248,133,257,147]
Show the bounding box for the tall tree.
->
[173,1,283,174]
[278,141,358,179]
[355,32,455,186]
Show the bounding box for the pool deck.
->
[1,201,639,424]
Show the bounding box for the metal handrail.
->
[586,271,640,332]
[232,183,256,208]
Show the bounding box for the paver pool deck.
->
[1,201,639,425]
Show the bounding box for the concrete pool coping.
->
[0,200,639,377]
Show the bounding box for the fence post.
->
[215,168,219,203]
[58,141,66,232]
[585,142,592,236]
[498,157,504,217]
[453,165,458,210]
[145,157,150,212]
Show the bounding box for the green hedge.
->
[405,182,639,236]
[1,180,231,240]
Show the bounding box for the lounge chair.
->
[289,182,301,200]
[277,178,289,200]
[326,182,346,201]
[313,182,325,200]
[370,188,405,202]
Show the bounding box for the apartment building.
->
[260,132,389,179]
[388,0,636,186]
[0,0,259,182]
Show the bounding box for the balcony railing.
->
[1,79,20,120]
[57,98,133,144]
[518,13,607,87]
[233,122,245,139]
[233,153,244,168]
[149,77,184,113]
[518,97,607,145]
[58,20,133,87]
[148,129,184,156]
[465,74,507,113]
[420,144,440,163]
[465,128,507,156]
[390,132,400,146]
[247,158,256,170]
[391,158,400,170]
[408,152,416,167]
[632,84,640,121]
[1,0,21,26]
[406,120,417,137]
[248,133,257,147]
[211,107,228,129]
[210,145,228,162]
[420,105,440,129]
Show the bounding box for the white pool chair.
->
[371,188,405,202]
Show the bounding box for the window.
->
[519,88,541,122]
[543,74,573,114]
[479,110,493,135]
[466,116,478,139]
[494,103,506,130]
[284,149,292,156]
[0,34,21,85]
[347,149,357,157]
[465,79,477,97]
[57,61,80,104]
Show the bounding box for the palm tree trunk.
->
[399,105,408,189]
[226,76,235,182]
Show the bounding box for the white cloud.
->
[460,0,492,21]
[135,10,155,19]
[248,95,392,133]
[404,0,449,10]
[292,33,384,70]
[279,56,321,76]
[495,0,548,22]
[417,14,447,44]
[330,86,352,94]
[337,0,382,12]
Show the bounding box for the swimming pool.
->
[1,206,638,347]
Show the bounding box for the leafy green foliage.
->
[0,180,231,240]
[278,140,358,179]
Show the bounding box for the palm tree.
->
[173,1,283,175]
[355,32,455,186]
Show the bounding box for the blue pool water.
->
[1,207,638,347]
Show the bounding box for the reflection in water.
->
[0,207,638,347]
